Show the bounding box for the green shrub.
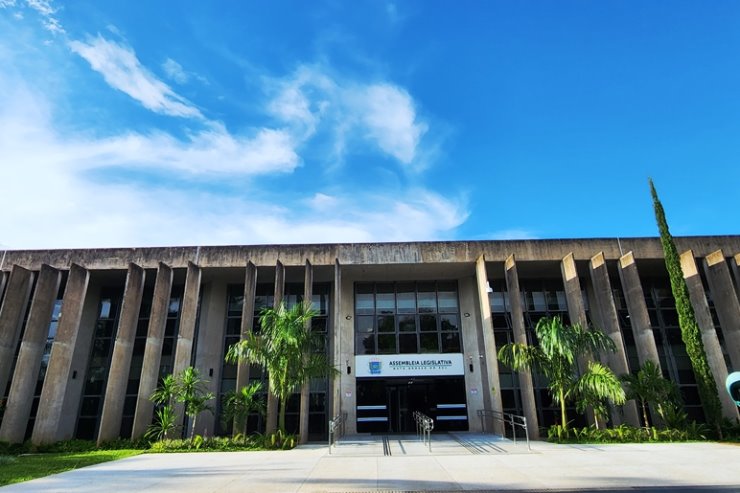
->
[545,423,718,444]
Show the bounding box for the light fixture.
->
[463,312,471,318]
[346,359,352,375]
[345,315,352,320]
[468,356,474,373]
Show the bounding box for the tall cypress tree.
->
[649,178,722,436]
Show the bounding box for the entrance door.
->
[386,379,432,432]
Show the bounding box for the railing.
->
[413,410,434,452]
[328,412,347,454]
[476,409,530,450]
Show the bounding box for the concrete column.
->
[265,260,284,434]
[561,253,588,328]
[193,280,227,436]
[233,261,257,435]
[132,263,173,439]
[299,259,313,444]
[703,250,740,370]
[171,261,202,434]
[336,259,356,434]
[589,253,640,427]
[475,255,504,435]
[680,251,738,420]
[0,265,61,443]
[732,254,740,297]
[561,253,597,426]
[32,264,90,445]
[0,270,8,303]
[97,264,145,444]
[459,276,486,432]
[618,252,662,369]
[504,254,540,439]
[0,265,35,394]
[331,259,343,421]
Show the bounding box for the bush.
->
[546,423,715,444]
[147,435,263,453]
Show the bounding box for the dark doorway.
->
[356,377,468,433]
[386,378,433,433]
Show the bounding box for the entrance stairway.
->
[328,432,534,457]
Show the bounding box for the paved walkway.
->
[2,434,740,492]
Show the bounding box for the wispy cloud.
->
[162,57,189,84]
[266,65,429,167]
[69,35,203,118]
[1,0,65,34]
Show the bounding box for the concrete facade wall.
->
[0,236,737,444]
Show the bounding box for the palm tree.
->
[149,374,179,440]
[225,301,337,433]
[222,381,265,436]
[576,361,626,428]
[177,366,215,440]
[498,316,625,430]
[621,360,678,428]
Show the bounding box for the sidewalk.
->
[2,435,739,492]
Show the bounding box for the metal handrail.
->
[328,412,347,454]
[476,409,530,450]
[412,410,434,452]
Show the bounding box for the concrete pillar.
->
[32,264,90,445]
[561,253,597,426]
[131,263,173,439]
[589,252,640,427]
[172,261,202,435]
[193,280,227,436]
[475,255,504,435]
[561,253,588,328]
[97,264,145,444]
[331,259,343,420]
[504,254,540,439]
[265,260,284,434]
[732,254,740,297]
[336,258,355,433]
[233,261,257,435]
[299,259,313,444]
[0,265,61,443]
[0,265,35,394]
[0,270,8,304]
[680,251,738,420]
[458,276,486,432]
[703,250,740,370]
[617,252,662,369]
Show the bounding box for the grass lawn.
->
[0,449,142,486]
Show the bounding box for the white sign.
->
[355,353,464,378]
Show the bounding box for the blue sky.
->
[1,1,738,249]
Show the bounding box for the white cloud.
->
[352,84,427,164]
[162,58,188,84]
[69,35,203,118]
[0,74,467,249]
[266,65,429,167]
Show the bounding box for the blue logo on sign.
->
[369,359,382,375]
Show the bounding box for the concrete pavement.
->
[2,434,739,492]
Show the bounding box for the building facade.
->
[0,236,738,444]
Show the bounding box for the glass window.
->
[399,334,418,353]
[441,332,461,353]
[417,282,436,313]
[398,315,416,332]
[419,333,439,353]
[377,315,395,333]
[355,293,374,315]
[437,282,459,313]
[419,314,437,332]
[440,314,459,331]
[376,283,395,314]
[356,334,375,355]
[396,283,416,313]
[377,334,396,354]
[356,315,374,333]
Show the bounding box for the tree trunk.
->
[641,401,650,428]
[560,389,567,429]
[279,397,287,432]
